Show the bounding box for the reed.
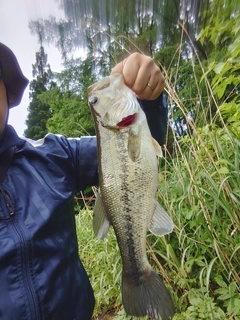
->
[76,26,240,319]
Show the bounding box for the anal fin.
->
[149,201,174,236]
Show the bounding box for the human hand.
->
[111,52,165,100]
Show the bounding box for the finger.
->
[111,57,140,86]
[111,53,153,89]
[111,53,165,100]
[133,66,165,100]
[111,60,124,74]
[119,54,142,88]
[137,78,165,100]
[122,54,154,90]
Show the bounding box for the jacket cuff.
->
[138,93,168,145]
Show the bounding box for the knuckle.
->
[155,70,165,85]
[160,74,165,84]
[133,86,143,96]
[144,56,154,67]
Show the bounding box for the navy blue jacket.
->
[0,96,167,320]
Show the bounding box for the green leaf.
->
[229,281,237,295]
[228,39,240,58]
[218,167,229,174]
[217,293,231,300]
[214,62,225,74]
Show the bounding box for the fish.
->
[88,73,175,320]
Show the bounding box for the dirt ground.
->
[92,306,119,319]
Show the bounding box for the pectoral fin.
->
[149,201,174,236]
[128,127,141,162]
[152,138,163,157]
[93,193,110,240]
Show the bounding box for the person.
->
[0,42,168,320]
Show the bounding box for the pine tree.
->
[24,46,55,139]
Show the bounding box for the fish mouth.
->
[117,113,137,127]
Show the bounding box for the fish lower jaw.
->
[101,123,132,132]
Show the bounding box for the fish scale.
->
[101,129,153,271]
[88,73,175,320]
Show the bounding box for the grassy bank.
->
[75,126,240,319]
[75,84,240,320]
[75,95,240,319]
[75,17,240,318]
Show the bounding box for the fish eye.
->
[89,96,98,105]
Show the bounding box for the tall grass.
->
[75,36,240,319]
[154,129,240,319]
[75,205,122,314]
[76,123,240,319]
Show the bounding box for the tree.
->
[24,46,55,139]
[37,56,98,137]
[28,0,196,62]
[27,0,239,143]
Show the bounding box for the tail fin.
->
[122,268,175,320]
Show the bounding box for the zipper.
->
[12,217,41,320]
[0,186,15,216]
[0,185,41,319]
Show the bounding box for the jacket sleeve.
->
[74,136,99,190]
[65,136,99,190]
[138,93,168,146]
[38,134,99,191]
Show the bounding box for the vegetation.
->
[24,46,55,139]
[26,0,240,318]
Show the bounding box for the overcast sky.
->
[0,0,65,136]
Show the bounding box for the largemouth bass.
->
[88,73,175,320]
